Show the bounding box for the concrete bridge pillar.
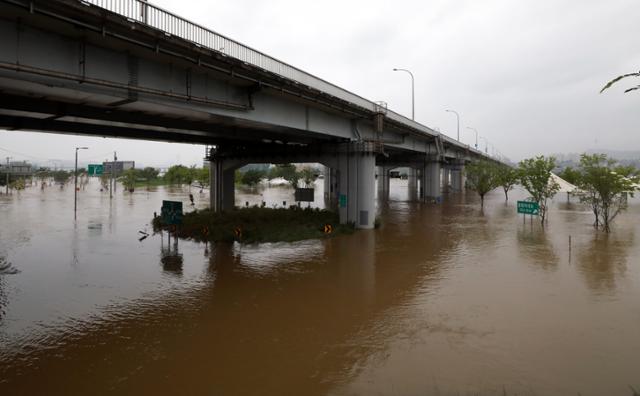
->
[376,166,390,200]
[408,167,418,200]
[450,168,466,192]
[420,161,441,202]
[448,161,466,193]
[442,167,451,192]
[208,148,244,212]
[336,145,376,229]
[323,165,338,211]
[209,159,237,212]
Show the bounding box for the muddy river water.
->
[0,179,639,395]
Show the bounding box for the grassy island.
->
[152,207,355,243]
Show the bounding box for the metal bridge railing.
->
[80,0,489,156]
[81,0,376,111]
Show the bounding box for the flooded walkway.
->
[1,180,639,395]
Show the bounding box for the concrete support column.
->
[421,161,441,201]
[450,169,460,191]
[337,150,376,229]
[209,158,237,212]
[323,165,338,211]
[450,168,466,192]
[443,167,451,192]
[376,166,390,200]
[408,167,418,200]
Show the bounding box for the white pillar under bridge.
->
[408,167,418,201]
[420,158,441,202]
[448,160,466,193]
[335,142,377,229]
[376,166,391,201]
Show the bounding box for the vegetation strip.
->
[152,207,354,244]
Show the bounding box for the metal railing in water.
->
[81,0,463,146]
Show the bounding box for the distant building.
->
[102,161,135,174]
[0,161,33,185]
[0,161,33,177]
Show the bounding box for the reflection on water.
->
[0,182,639,395]
[160,235,183,276]
[517,226,559,270]
[578,231,634,294]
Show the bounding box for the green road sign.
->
[517,200,540,215]
[161,200,184,225]
[88,164,103,176]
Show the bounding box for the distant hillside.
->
[553,149,640,169]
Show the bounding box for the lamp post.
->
[466,127,478,150]
[4,157,11,194]
[392,68,415,120]
[479,136,489,154]
[74,147,88,219]
[445,109,460,141]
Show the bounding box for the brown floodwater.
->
[0,179,639,395]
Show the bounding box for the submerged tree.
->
[576,154,638,232]
[465,160,498,208]
[299,167,317,188]
[195,167,210,192]
[270,164,299,189]
[495,165,519,201]
[52,170,71,185]
[241,169,265,187]
[120,169,137,192]
[558,166,581,186]
[518,156,560,225]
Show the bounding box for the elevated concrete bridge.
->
[0,0,506,228]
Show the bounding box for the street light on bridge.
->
[466,127,478,150]
[74,146,88,220]
[392,68,415,121]
[445,109,460,141]
[479,136,489,154]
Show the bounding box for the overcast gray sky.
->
[1,0,638,166]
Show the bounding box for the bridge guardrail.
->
[81,0,494,159]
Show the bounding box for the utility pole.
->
[113,152,117,194]
[74,147,88,220]
[5,157,11,194]
[110,151,117,198]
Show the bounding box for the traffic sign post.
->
[517,201,539,215]
[517,200,540,224]
[161,200,183,226]
[87,164,103,176]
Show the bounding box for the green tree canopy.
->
[52,170,71,184]
[195,167,209,191]
[558,166,581,186]
[163,165,191,185]
[120,168,137,192]
[299,167,317,188]
[269,164,299,188]
[576,153,638,232]
[518,156,560,225]
[495,165,519,201]
[465,160,499,208]
[136,167,159,181]
[240,169,266,187]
